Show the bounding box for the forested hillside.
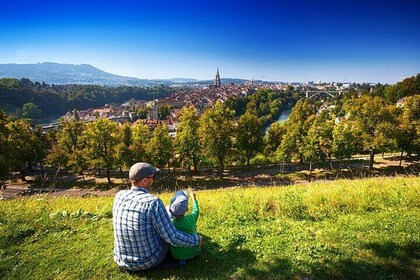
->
[0,78,175,119]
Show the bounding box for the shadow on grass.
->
[121,234,259,279]
[305,241,420,280]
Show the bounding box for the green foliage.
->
[332,121,362,162]
[199,101,235,178]
[344,95,398,168]
[384,74,420,103]
[130,122,150,163]
[147,124,173,169]
[0,177,419,279]
[46,119,87,176]
[236,109,264,166]
[175,106,201,171]
[158,104,174,120]
[83,118,119,184]
[0,78,175,120]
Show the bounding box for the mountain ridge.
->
[0,62,255,86]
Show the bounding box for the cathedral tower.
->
[215,67,221,87]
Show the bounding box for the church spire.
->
[215,67,221,87]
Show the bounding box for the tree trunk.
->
[299,154,304,164]
[81,172,86,185]
[106,166,111,184]
[20,169,26,181]
[369,148,375,170]
[193,160,198,172]
[219,157,224,179]
[328,155,333,170]
[399,150,404,167]
[58,167,63,188]
[247,157,250,168]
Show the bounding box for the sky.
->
[0,0,419,84]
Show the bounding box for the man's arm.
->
[151,199,200,247]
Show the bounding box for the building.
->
[215,67,221,87]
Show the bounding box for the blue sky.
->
[0,0,419,83]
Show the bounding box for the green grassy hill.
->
[1,177,419,279]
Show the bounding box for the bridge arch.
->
[305,90,342,99]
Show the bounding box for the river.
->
[265,109,291,132]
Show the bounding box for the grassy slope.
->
[0,177,419,280]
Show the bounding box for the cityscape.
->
[0,0,419,279]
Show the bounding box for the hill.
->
[0,62,258,86]
[0,62,154,86]
[1,177,419,279]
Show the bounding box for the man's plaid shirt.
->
[113,187,200,271]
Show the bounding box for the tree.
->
[131,122,150,162]
[332,121,362,168]
[147,124,173,170]
[280,100,315,164]
[6,119,44,180]
[303,115,335,170]
[83,118,119,184]
[46,119,88,183]
[199,101,235,179]
[158,104,174,120]
[264,121,286,162]
[175,106,201,172]
[20,102,42,119]
[344,95,397,169]
[115,123,133,174]
[395,95,420,164]
[0,110,10,180]
[236,109,264,167]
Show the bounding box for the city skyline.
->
[0,0,419,84]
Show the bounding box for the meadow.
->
[1,177,419,279]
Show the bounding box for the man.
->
[113,162,201,271]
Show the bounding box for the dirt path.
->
[1,155,418,199]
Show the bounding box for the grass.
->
[1,177,419,279]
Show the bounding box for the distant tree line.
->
[0,78,175,121]
[0,75,419,186]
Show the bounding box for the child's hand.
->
[189,189,196,200]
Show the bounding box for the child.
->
[166,189,201,260]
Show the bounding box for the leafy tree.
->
[384,74,420,103]
[6,119,44,180]
[83,118,119,184]
[158,104,174,120]
[395,95,420,164]
[332,121,362,168]
[175,106,201,172]
[236,109,264,167]
[131,122,150,162]
[264,121,286,161]
[277,100,315,164]
[0,110,10,180]
[20,102,42,119]
[147,124,173,170]
[199,101,235,178]
[47,119,87,182]
[303,114,335,170]
[344,96,397,169]
[115,123,133,174]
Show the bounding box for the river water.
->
[265,109,291,132]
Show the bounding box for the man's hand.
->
[198,234,203,245]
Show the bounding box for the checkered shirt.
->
[113,187,199,271]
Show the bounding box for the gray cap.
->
[166,190,189,218]
[129,162,159,180]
